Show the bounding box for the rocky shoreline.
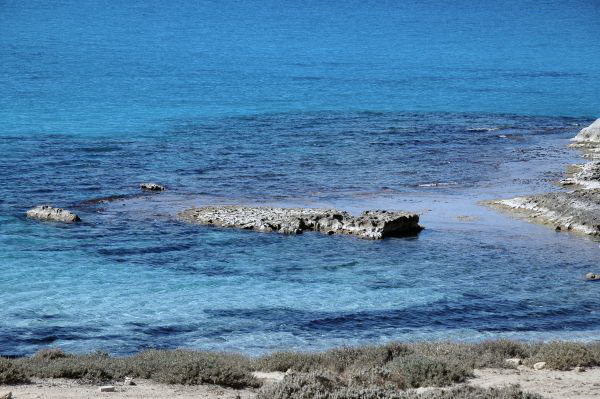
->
[486,119,600,238]
[178,206,422,239]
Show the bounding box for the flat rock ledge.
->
[485,190,600,237]
[560,161,600,189]
[26,205,81,223]
[485,118,600,238]
[178,206,422,239]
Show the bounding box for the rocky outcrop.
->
[487,191,600,236]
[486,118,600,238]
[26,205,81,223]
[140,183,166,191]
[178,206,422,239]
[560,161,600,189]
[572,119,600,144]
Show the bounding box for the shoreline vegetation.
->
[2,340,600,398]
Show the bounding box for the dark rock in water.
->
[586,272,600,281]
[26,205,81,223]
[140,182,166,191]
[178,206,422,239]
[78,194,133,206]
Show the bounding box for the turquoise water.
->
[1,1,600,356]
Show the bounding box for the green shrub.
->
[384,354,472,388]
[410,341,530,370]
[525,341,599,370]
[257,372,542,399]
[2,339,598,391]
[256,343,414,374]
[0,357,30,384]
[255,351,325,372]
[127,350,259,388]
[32,348,71,360]
[17,351,116,383]
[13,349,258,388]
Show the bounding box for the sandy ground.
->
[1,368,599,399]
[0,378,259,399]
[469,367,600,399]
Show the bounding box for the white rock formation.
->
[572,119,600,143]
[26,205,81,223]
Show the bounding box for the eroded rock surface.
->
[560,161,600,189]
[26,205,81,223]
[487,118,600,238]
[488,190,600,237]
[572,118,600,144]
[178,206,422,239]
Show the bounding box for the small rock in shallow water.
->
[533,362,547,370]
[26,205,81,223]
[140,182,166,191]
[574,366,586,372]
[124,377,136,385]
[0,392,12,399]
[99,385,115,392]
[585,272,600,281]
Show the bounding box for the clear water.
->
[1,1,600,356]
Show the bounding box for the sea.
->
[1,0,600,356]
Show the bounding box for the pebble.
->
[505,358,522,366]
[534,362,547,370]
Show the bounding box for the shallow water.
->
[2,1,600,356]
[2,113,600,356]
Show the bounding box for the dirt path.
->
[0,378,257,399]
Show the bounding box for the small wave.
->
[418,182,459,188]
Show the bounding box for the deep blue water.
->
[1,0,600,356]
